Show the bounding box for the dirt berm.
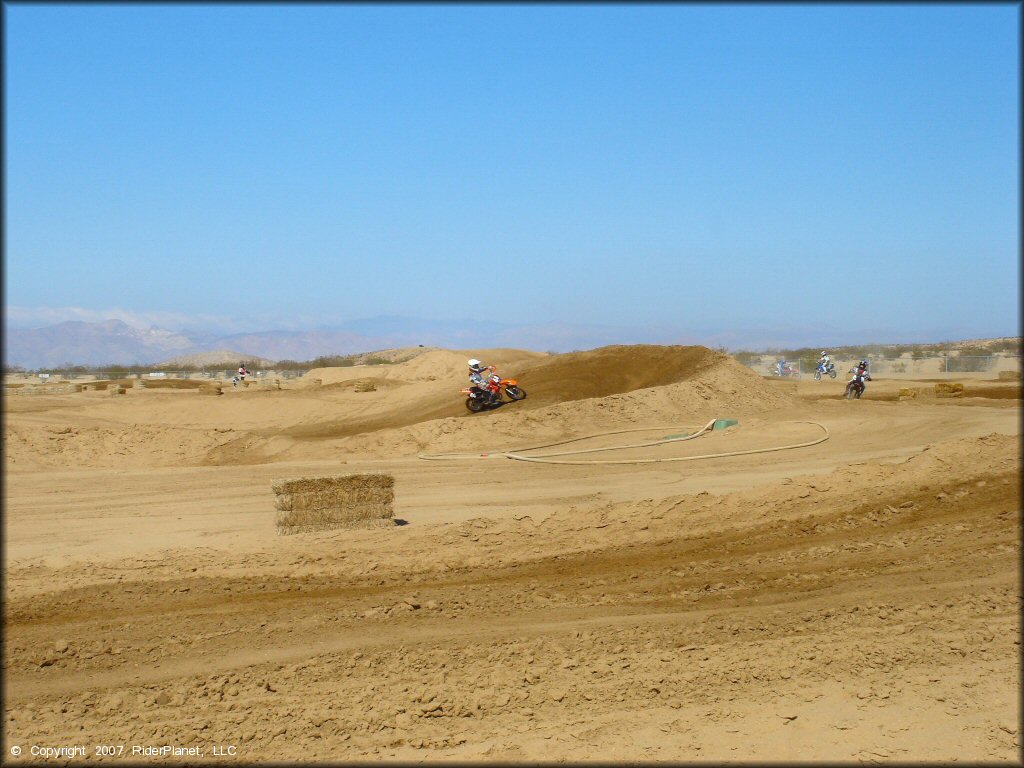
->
[514,344,730,406]
[326,345,793,459]
[281,345,738,445]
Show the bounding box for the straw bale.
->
[934,382,964,398]
[272,473,393,498]
[272,473,394,534]
[274,509,395,534]
[93,379,132,391]
[199,383,223,396]
[998,370,1022,381]
[110,386,127,396]
[898,387,917,401]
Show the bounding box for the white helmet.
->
[821,351,827,356]
[468,358,483,372]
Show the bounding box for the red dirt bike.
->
[461,369,527,413]
[771,362,800,378]
[845,370,869,399]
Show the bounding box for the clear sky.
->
[4,3,1020,345]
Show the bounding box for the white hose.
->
[417,419,830,465]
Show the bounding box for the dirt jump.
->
[3,344,1020,762]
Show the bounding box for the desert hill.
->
[272,344,793,455]
[324,345,795,458]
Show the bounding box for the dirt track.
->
[3,346,1021,762]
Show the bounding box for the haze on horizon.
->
[4,4,1020,348]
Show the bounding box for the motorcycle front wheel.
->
[813,371,822,381]
[505,386,527,401]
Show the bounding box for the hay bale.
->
[898,387,917,401]
[354,380,377,392]
[272,473,394,534]
[998,370,1022,381]
[198,383,223,396]
[934,382,964,398]
[110,385,127,396]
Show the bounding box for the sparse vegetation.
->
[275,352,399,370]
[732,339,1021,363]
[309,355,357,368]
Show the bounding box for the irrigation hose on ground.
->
[417,419,830,465]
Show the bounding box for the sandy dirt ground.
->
[3,345,1021,763]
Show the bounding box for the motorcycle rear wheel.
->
[829,370,837,379]
[465,397,485,413]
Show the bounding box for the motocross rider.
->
[848,362,872,394]
[468,359,500,404]
[818,351,832,372]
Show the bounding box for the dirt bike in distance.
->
[771,363,800,378]
[814,361,837,380]
[462,370,527,413]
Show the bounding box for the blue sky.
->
[4,3,1020,346]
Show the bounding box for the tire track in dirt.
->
[6,464,1017,700]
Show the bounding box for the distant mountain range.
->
[5,320,195,369]
[2,317,593,368]
[3,320,391,369]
